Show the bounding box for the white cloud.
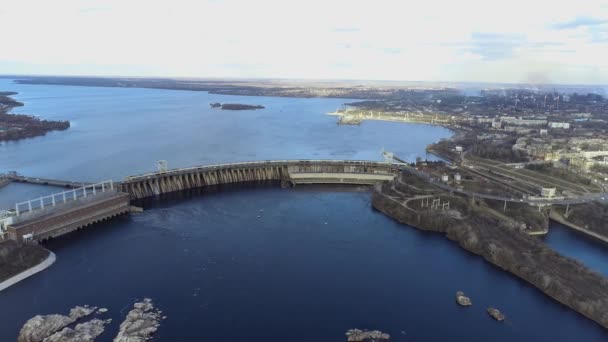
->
[1,0,607,84]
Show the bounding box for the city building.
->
[549,122,571,129]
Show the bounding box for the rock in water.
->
[346,329,390,341]
[18,306,97,342]
[114,298,162,342]
[487,307,505,321]
[42,319,111,342]
[455,291,472,306]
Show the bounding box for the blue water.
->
[543,223,608,277]
[0,79,607,341]
[0,79,449,181]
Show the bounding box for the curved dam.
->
[119,160,399,200]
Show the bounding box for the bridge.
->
[119,160,399,200]
[2,158,606,244]
[1,160,398,242]
[0,172,90,189]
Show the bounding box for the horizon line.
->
[1,73,607,88]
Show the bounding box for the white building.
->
[0,210,15,240]
[549,122,571,129]
[541,188,556,198]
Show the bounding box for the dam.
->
[1,181,131,242]
[2,158,601,243]
[119,160,399,200]
[1,160,399,242]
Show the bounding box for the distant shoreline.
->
[11,76,439,100]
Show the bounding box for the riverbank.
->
[372,172,608,329]
[0,242,54,291]
[328,109,465,130]
[550,211,608,244]
[0,92,70,141]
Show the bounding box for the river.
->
[0,79,607,341]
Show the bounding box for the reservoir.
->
[0,79,607,341]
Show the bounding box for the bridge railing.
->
[15,180,115,216]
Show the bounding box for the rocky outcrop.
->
[18,306,97,342]
[113,298,162,342]
[346,329,390,341]
[455,291,472,306]
[19,300,164,342]
[43,319,111,342]
[487,308,505,321]
[372,180,608,330]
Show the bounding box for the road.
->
[394,163,608,206]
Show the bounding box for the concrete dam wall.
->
[120,160,398,200]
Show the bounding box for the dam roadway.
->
[2,160,399,242]
[119,159,399,200]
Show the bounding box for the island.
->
[0,92,70,141]
[210,102,265,110]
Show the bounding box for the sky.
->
[1,0,608,84]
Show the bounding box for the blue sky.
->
[1,0,607,84]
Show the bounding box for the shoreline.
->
[371,176,608,330]
[328,111,462,129]
[0,92,70,142]
[550,212,608,244]
[0,250,55,292]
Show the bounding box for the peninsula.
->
[0,92,70,141]
[372,168,608,329]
